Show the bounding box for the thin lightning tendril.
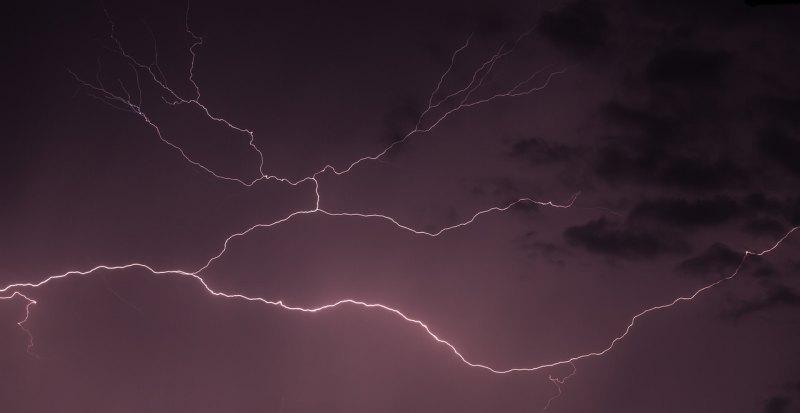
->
[540,362,576,413]
[3,7,797,412]
[68,9,572,188]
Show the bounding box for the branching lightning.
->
[3,6,798,411]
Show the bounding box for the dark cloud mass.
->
[677,242,743,277]
[758,129,800,177]
[763,396,792,413]
[564,218,689,259]
[508,137,579,164]
[595,148,747,191]
[644,49,732,89]
[759,97,800,129]
[743,217,787,237]
[728,285,800,320]
[602,101,681,143]
[538,0,610,58]
[629,196,740,228]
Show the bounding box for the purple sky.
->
[2,1,800,412]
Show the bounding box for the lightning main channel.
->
[4,219,797,373]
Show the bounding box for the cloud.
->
[743,193,800,225]
[592,85,746,192]
[758,129,800,177]
[508,137,579,164]
[564,217,689,259]
[763,396,792,413]
[742,217,787,238]
[727,285,800,320]
[514,232,569,267]
[538,0,611,58]
[595,148,747,191]
[784,198,800,224]
[759,97,800,130]
[602,101,681,143]
[629,196,740,228]
[677,243,743,277]
[678,241,783,281]
[586,44,749,193]
[744,192,786,213]
[644,48,732,90]
[655,157,747,191]
[432,2,522,38]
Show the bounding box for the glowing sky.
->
[3,1,800,412]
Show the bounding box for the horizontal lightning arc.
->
[2,213,797,374]
[193,193,580,275]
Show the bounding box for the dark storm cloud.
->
[514,232,568,267]
[432,1,523,37]
[749,0,800,7]
[779,200,800,225]
[471,7,514,36]
[634,0,765,28]
[644,48,732,90]
[508,137,579,164]
[595,147,747,191]
[639,48,734,127]
[654,158,746,190]
[538,0,611,58]
[563,217,689,259]
[744,192,786,213]
[763,396,792,413]
[594,72,745,192]
[629,196,740,228]
[727,285,800,320]
[677,243,743,277]
[578,0,800,200]
[758,129,800,177]
[742,217,787,238]
[602,101,681,143]
[750,265,780,279]
[677,241,785,281]
[743,194,800,225]
[586,39,749,192]
[759,97,800,129]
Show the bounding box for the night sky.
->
[3,1,800,412]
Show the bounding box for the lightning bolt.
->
[4,5,798,412]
